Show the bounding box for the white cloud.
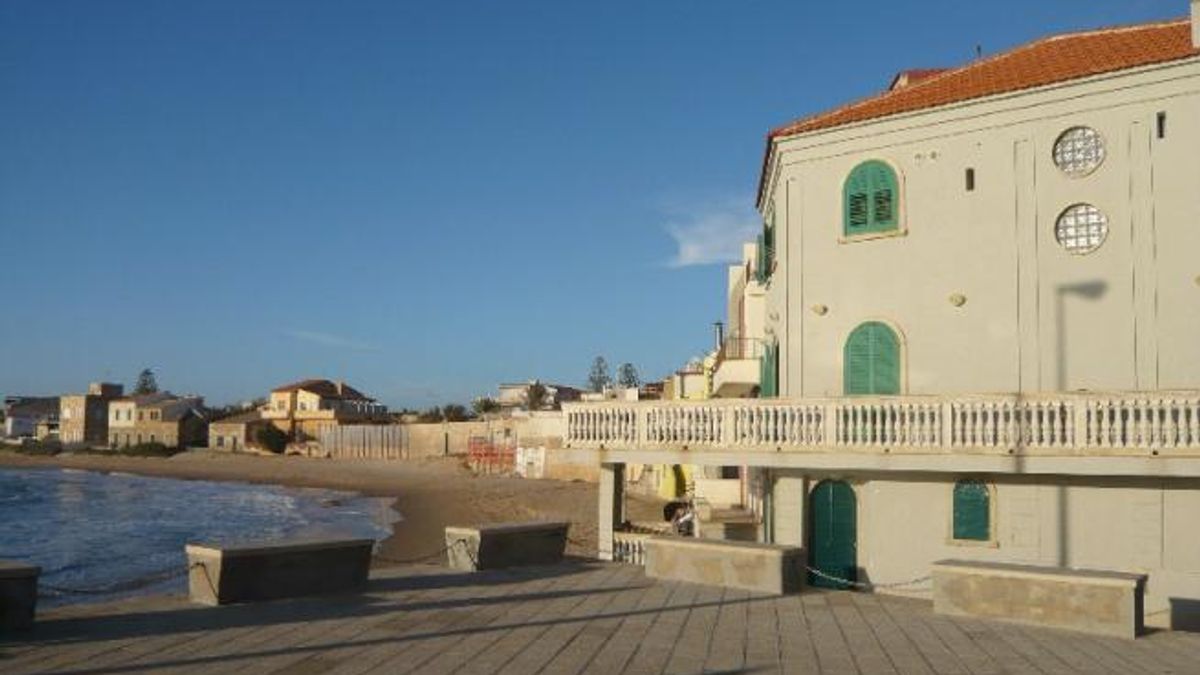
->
[284,330,378,352]
[663,199,760,268]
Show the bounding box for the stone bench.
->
[932,559,1147,639]
[0,561,40,632]
[643,537,804,595]
[186,539,374,606]
[444,522,569,572]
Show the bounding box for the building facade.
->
[569,10,1200,631]
[3,397,59,439]
[59,382,123,445]
[108,392,207,448]
[262,379,387,441]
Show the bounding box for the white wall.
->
[772,470,1200,629]
[760,58,1200,397]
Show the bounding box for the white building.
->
[567,8,1200,630]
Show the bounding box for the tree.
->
[616,363,640,389]
[472,397,500,416]
[255,425,288,454]
[133,368,159,395]
[587,356,612,392]
[417,407,443,423]
[441,404,471,422]
[525,382,549,411]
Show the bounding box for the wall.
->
[770,470,1200,629]
[59,395,109,445]
[760,58,1200,397]
[315,413,566,461]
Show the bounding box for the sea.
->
[0,467,397,606]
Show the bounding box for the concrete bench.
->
[186,539,374,606]
[444,521,569,572]
[0,561,40,632]
[932,559,1146,639]
[644,537,804,595]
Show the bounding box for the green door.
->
[844,322,900,395]
[808,480,857,589]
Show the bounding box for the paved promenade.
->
[3,561,1199,674]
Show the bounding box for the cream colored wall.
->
[771,471,1200,629]
[761,58,1200,397]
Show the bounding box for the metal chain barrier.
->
[39,562,201,598]
[373,538,478,568]
[803,565,931,590]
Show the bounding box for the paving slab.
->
[4,561,1200,675]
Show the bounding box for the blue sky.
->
[0,0,1183,408]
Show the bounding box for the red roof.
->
[759,18,1198,203]
[271,379,373,401]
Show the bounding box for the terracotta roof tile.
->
[771,20,1196,140]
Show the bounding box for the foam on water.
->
[0,467,396,606]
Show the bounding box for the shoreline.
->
[0,450,659,569]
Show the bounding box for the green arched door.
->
[809,480,857,589]
[844,322,901,395]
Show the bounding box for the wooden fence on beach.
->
[318,425,410,460]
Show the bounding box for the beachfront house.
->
[208,409,270,452]
[108,392,207,449]
[496,381,582,411]
[3,396,59,440]
[59,382,123,445]
[262,379,388,442]
[566,8,1200,630]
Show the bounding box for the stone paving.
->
[3,561,1199,674]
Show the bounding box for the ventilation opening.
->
[1157,112,1167,139]
[965,168,976,192]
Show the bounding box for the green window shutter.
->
[843,321,901,395]
[844,160,899,235]
[843,168,871,235]
[759,343,778,398]
[953,480,990,540]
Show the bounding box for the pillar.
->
[598,462,626,561]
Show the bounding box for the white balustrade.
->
[564,390,1200,456]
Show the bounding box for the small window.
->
[1052,126,1105,177]
[843,160,900,237]
[965,168,975,192]
[1157,112,1167,139]
[1055,203,1109,254]
[953,479,991,541]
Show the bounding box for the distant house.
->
[3,396,59,439]
[262,379,387,441]
[208,410,270,452]
[59,382,123,445]
[108,392,207,449]
[496,381,582,410]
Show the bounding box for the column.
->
[598,462,626,561]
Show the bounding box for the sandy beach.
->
[0,449,661,566]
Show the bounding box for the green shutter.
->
[844,322,901,395]
[953,480,990,541]
[844,160,899,236]
[759,342,778,398]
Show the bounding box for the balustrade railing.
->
[563,391,1200,455]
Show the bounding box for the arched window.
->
[953,479,991,541]
[843,160,899,236]
[843,322,901,395]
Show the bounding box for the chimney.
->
[336,380,345,395]
[1193,0,1199,49]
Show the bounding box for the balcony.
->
[563,391,1200,468]
[711,337,762,398]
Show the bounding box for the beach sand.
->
[0,450,664,565]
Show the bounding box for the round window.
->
[1055,203,1108,254]
[1053,126,1105,177]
